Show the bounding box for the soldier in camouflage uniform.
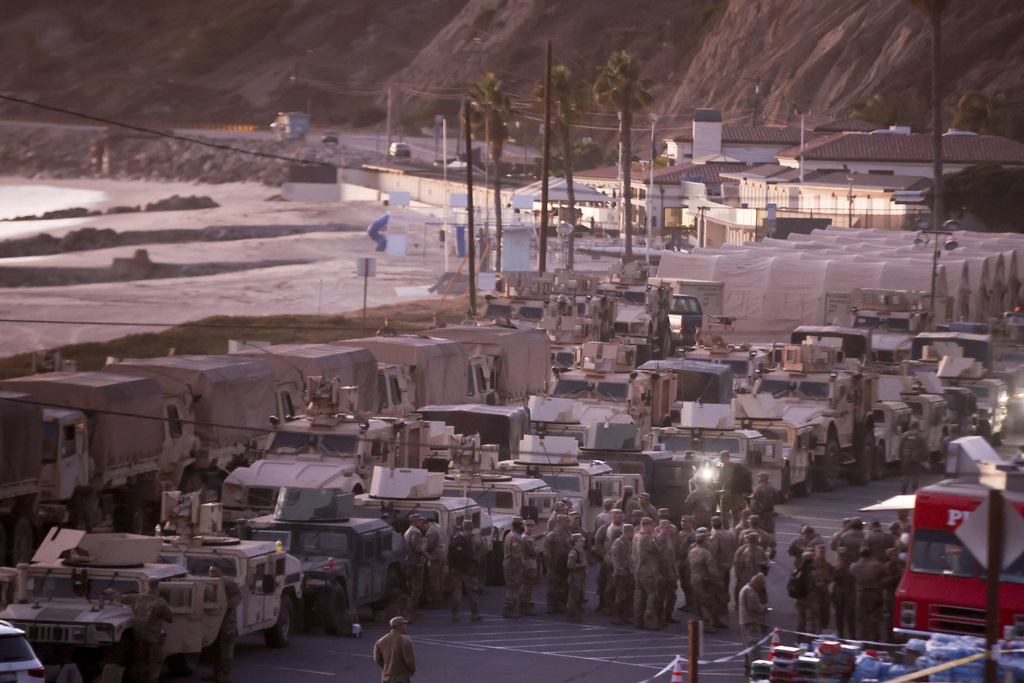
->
[567,533,588,623]
[502,518,526,619]
[520,518,539,616]
[749,472,778,535]
[638,492,657,520]
[402,514,428,620]
[880,547,903,643]
[449,520,487,622]
[597,509,624,614]
[594,499,615,531]
[900,420,926,494]
[733,532,768,607]
[656,521,681,626]
[611,524,635,625]
[746,515,776,560]
[422,519,447,608]
[633,517,662,630]
[676,516,696,612]
[810,544,834,633]
[831,547,856,639]
[838,517,866,560]
[107,578,173,683]
[850,546,884,642]
[732,508,754,543]
[689,533,724,632]
[709,516,737,614]
[618,486,642,516]
[544,515,572,614]
[207,567,242,683]
[684,478,718,530]
[864,520,895,562]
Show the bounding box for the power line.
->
[0,93,335,169]
[0,317,438,335]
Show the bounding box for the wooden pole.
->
[986,489,1004,683]
[688,618,700,683]
[464,101,477,316]
[539,40,552,274]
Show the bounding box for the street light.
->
[647,112,658,264]
[914,216,960,322]
[846,171,856,228]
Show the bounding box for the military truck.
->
[0,371,192,548]
[0,529,226,681]
[232,343,380,417]
[597,262,673,362]
[738,340,879,490]
[416,404,530,462]
[157,492,302,650]
[426,324,550,405]
[221,377,428,525]
[103,355,279,488]
[870,400,914,477]
[495,435,644,530]
[247,489,405,635]
[649,278,724,347]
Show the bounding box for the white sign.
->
[357,257,376,278]
[955,494,1024,571]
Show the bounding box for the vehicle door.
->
[52,418,87,501]
[374,528,393,596]
[245,557,274,630]
[356,531,377,602]
[160,579,224,654]
[522,491,558,527]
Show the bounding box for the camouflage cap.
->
[681,515,694,523]
[841,518,852,526]
[523,518,536,527]
[802,550,814,559]
[622,523,635,532]
[658,519,673,529]
[695,527,709,535]
[571,533,585,543]
[888,521,901,531]
[462,520,474,530]
[658,508,670,516]
[640,516,655,526]
[696,532,710,541]
[556,514,570,523]
[511,516,523,524]
[638,492,650,499]
[870,520,882,529]
[408,513,423,521]
[851,517,864,527]
[610,508,625,517]
[718,450,731,458]
[570,511,582,518]
[745,531,759,541]
[390,616,409,627]
[623,485,634,493]
[757,471,770,479]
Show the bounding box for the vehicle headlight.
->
[222,482,244,503]
[900,601,916,627]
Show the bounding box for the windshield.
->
[519,306,543,322]
[909,528,979,578]
[268,431,358,455]
[854,316,880,329]
[26,574,140,601]
[701,436,741,454]
[671,296,702,315]
[756,379,828,398]
[253,530,292,553]
[552,379,590,398]
[0,635,37,663]
[595,381,628,401]
[659,435,693,452]
[968,385,990,400]
[294,530,350,557]
[540,474,582,492]
[721,359,750,376]
[484,303,513,318]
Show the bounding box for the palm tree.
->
[533,65,591,269]
[906,0,952,229]
[469,72,517,269]
[595,51,654,262]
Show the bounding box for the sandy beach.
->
[0,177,450,357]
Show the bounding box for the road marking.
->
[266,665,334,676]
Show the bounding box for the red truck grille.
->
[927,604,987,635]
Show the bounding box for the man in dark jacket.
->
[374,616,416,682]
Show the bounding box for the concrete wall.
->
[282,182,340,202]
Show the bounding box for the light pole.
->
[647,112,658,264]
[846,171,856,228]
[914,216,960,323]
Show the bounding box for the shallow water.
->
[0,184,107,239]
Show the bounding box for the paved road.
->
[180,462,983,683]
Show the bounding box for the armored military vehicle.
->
[597,262,672,362]
[247,489,405,635]
[738,340,879,490]
[156,492,302,650]
[0,529,225,681]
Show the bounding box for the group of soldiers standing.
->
[785,512,911,644]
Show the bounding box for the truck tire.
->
[871,435,886,481]
[779,464,792,503]
[318,583,351,636]
[265,593,295,648]
[793,472,813,498]
[978,420,992,443]
[166,652,199,677]
[814,438,840,492]
[11,517,33,566]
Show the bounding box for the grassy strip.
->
[0,298,470,380]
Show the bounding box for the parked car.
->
[0,622,44,681]
[389,142,411,158]
[321,131,339,144]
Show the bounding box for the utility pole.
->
[385,86,393,161]
[539,40,552,274]
[795,105,810,183]
[464,101,477,315]
[985,489,1004,683]
[647,113,657,264]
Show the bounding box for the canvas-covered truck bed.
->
[425,325,550,404]
[0,372,164,475]
[339,335,470,408]
[0,392,43,487]
[105,355,276,453]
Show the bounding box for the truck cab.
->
[871,400,914,471]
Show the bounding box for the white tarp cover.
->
[0,372,164,473]
[237,343,379,414]
[425,325,550,403]
[0,392,43,485]
[512,177,610,204]
[104,356,277,449]
[945,435,1003,476]
[340,335,469,408]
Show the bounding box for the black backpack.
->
[787,562,811,600]
[448,533,475,571]
[553,550,570,578]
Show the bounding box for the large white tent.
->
[656,226,1024,338]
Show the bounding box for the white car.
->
[389,141,411,158]
[0,622,43,681]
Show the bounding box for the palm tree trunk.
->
[494,147,503,269]
[561,121,576,270]
[930,10,944,229]
[621,112,633,261]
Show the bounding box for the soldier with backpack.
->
[789,551,815,633]
[448,520,486,622]
[544,515,572,614]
